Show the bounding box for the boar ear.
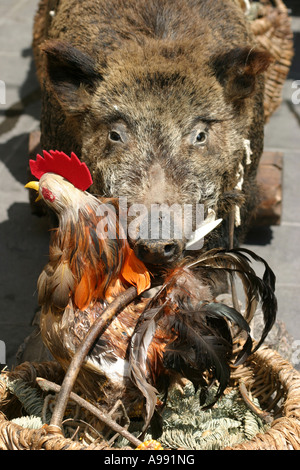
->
[41,40,102,114]
[213,47,273,101]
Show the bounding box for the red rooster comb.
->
[29,150,93,191]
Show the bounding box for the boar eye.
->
[109,131,122,142]
[108,122,129,144]
[195,131,207,145]
[189,127,208,147]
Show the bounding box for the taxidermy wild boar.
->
[32,0,272,274]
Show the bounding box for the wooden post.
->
[253,151,283,226]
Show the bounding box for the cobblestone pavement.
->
[0,0,299,370]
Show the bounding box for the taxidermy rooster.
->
[26,150,277,435]
[25,150,152,412]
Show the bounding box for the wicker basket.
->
[1,345,299,450]
[0,0,295,452]
[226,346,300,450]
[0,361,111,450]
[249,0,294,122]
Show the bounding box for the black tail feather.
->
[162,301,253,408]
[185,247,277,352]
[129,247,277,431]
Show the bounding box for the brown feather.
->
[51,262,75,309]
[37,265,54,305]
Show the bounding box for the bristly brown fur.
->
[33,0,272,263]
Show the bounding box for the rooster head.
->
[25,150,93,213]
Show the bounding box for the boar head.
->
[41,39,271,271]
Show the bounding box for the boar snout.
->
[128,199,186,266]
[134,238,184,266]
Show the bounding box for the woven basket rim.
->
[1,345,299,450]
[225,345,300,450]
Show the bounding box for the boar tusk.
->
[185,210,222,250]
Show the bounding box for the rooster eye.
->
[109,131,122,142]
[42,187,56,202]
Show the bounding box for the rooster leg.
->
[108,399,130,422]
[106,399,130,445]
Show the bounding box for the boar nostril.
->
[134,239,182,265]
[164,243,176,257]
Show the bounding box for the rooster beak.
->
[25,181,42,202]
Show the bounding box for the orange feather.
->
[121,245,151,295]
[74,273,94,310]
